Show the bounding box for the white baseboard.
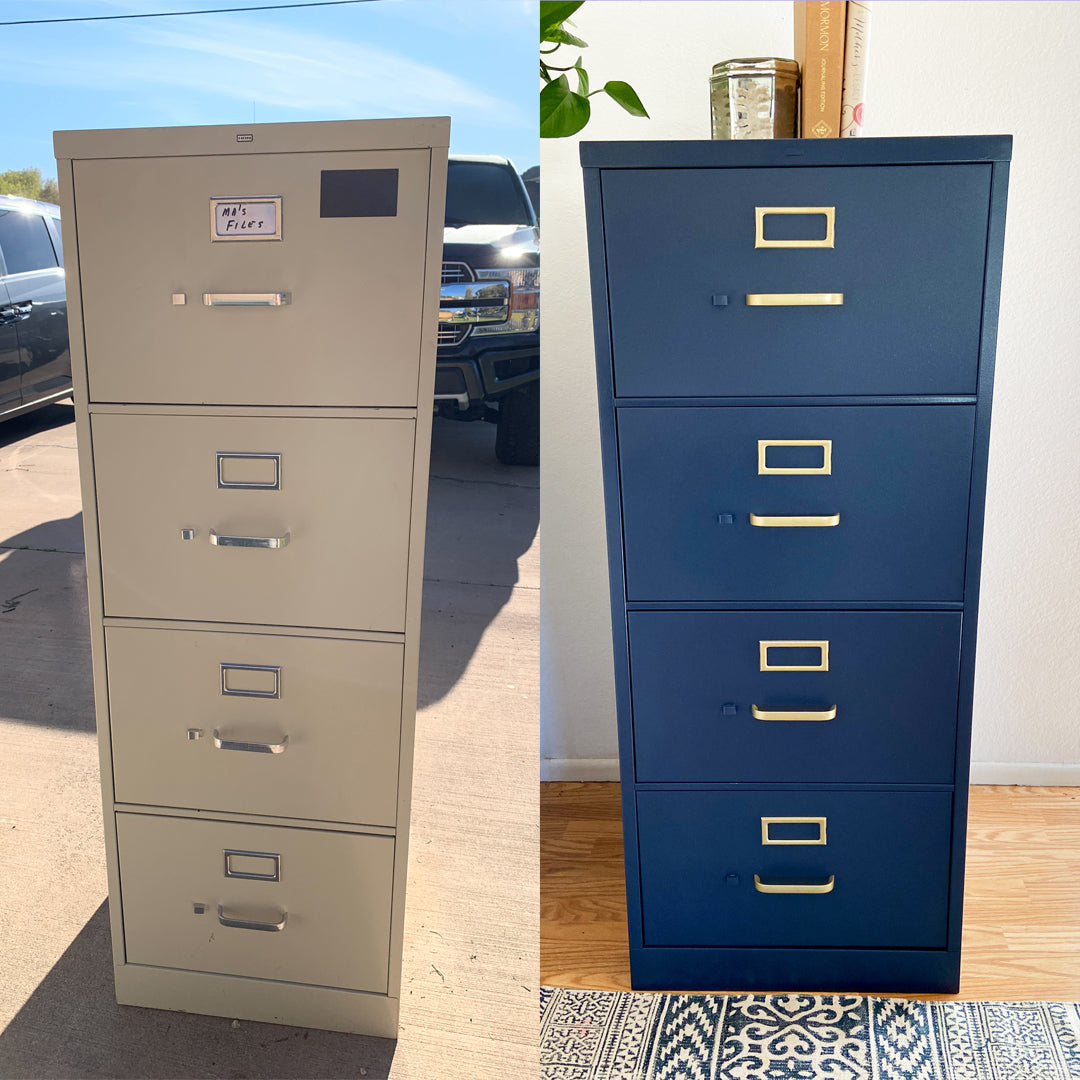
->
[969,762,1080,786]
[541,757,620,782]
[541,759,1080,786]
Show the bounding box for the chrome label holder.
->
[210,196,282,241]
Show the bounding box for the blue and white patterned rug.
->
[540,987,1080,1079]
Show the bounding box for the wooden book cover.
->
[841,0,873,136]
[795,0,847,138]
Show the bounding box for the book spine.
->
[841,0,873,137]
[796,0,847,138]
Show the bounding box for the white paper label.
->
[211,198,281,240]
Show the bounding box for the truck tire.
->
[495,380,539,466]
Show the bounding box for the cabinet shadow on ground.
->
[0,900,398,1080]
[417,417,539,709]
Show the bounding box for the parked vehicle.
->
[437,156,539,466]
[0,194,71,421]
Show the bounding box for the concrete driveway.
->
[0,404,539,1079]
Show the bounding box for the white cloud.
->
[7,14,524,122]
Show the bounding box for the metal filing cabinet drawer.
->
[583,136,1010,993]
[59,118,449,1035]
[92,412,414,632]
[107,627,404,826]
[628,610,961,785]
[117,814,395,993]
[601,164,992,398]
[618,404,975,603]
[636,790,953,949]
[74,149,432,407]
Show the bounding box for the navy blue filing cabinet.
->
[581,136,1010,993]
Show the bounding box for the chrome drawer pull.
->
[745,292,843,306]
[754,875,835,895]
[203,292,290,307]
[217,903,287,932]
[209,530,290,549]
[213,730,289,754]
[749,513,839,528]
[751,705,836,722]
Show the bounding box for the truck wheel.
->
[495,380,539,466]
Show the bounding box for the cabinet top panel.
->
[580,135,1012,170]
[55,116,451,160]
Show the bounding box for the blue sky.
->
[1,0,537,181]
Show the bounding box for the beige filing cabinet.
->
[54,118,449,1037]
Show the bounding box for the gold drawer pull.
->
[754,875,835,895]
[749,513,840,527]
[751,704,836,722]
[745,293,843,306]
[755,206,835,248]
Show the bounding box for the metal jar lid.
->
[710,57,799,81]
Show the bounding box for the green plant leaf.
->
[603,80,649,118]
[540,75,591,138]
[574,56,590,97]
[546,25,588,48]
[540,0,585,40]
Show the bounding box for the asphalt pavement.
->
[0,404,539,1079]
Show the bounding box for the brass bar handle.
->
[751,705,837,722]
[217,903,287,932]
[749,513,840,528]
[746,293,843,306]
[212,730,289,754]
[754,875,835,895]
[209,530,290,549]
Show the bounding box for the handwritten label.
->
[210,197,281,241]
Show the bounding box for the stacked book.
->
[795,0,872,137]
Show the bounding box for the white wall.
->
[540,0,1080,783]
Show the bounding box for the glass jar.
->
[710,57,799,139]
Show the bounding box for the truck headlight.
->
[472,267,539,334]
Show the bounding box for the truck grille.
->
[439,261,473,346]
[441,261,474,284]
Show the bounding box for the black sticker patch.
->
[320,169,398,217]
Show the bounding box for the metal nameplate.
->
[210,196,282,241]
[224,849,281,881]
[220,662,281,699]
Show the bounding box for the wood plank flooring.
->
[540,782,1080,1000]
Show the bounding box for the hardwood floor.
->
[540,782,1080,999]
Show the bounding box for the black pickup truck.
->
[0,194,71,421]
[437,156,539,466]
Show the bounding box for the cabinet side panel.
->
[583,166,643,951]
[56,154,126,970]
[388,142,448,1001]
[948,158,1010,954]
